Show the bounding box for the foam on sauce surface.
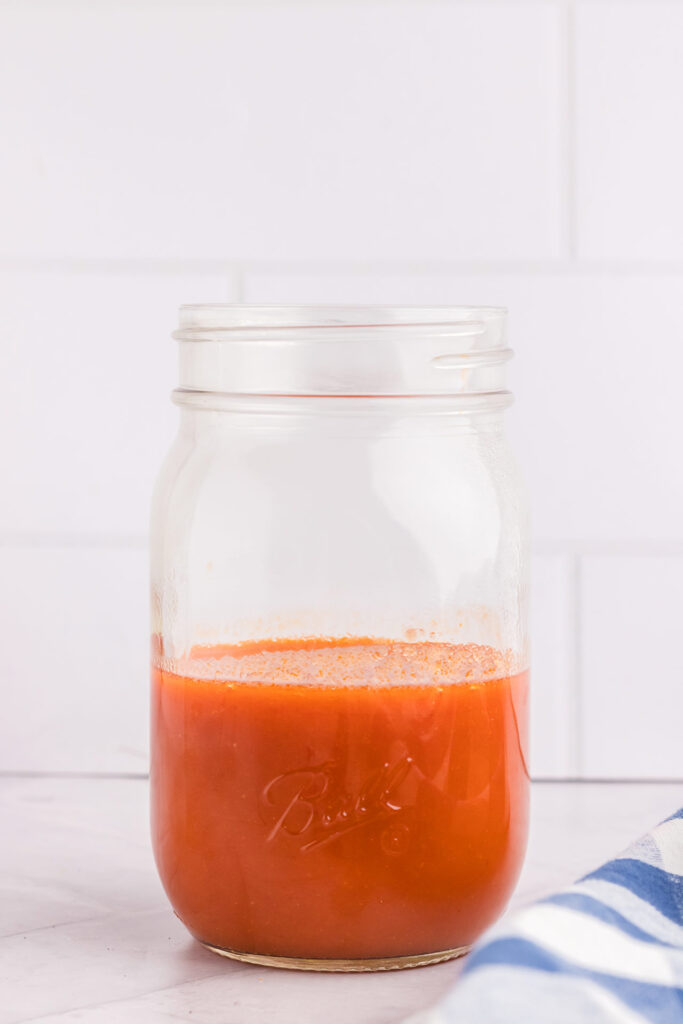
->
[160,637,515,687]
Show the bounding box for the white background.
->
[1,0,681,780]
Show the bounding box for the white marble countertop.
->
[1,778,681,1024]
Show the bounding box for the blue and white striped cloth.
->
[409,808,683,1024]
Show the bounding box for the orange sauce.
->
[151,638,529,960]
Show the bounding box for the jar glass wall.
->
[150,306,529,971]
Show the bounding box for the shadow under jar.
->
[150,305,530,972]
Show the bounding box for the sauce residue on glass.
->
[151,638,529,960]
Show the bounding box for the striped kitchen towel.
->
[408,808,683,1024]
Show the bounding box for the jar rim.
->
[173,304,511,398]
[174,304,506,340]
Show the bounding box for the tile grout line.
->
[0,771,149,780]
[571,551,583,778]
[533,539,683,556]
[0,532,148,549]
[0,258,236,275]
[531,777,683,785]
[3,258,683,277]
[229,262,246,303]
[3,533,683,556]
[564,0,578,262]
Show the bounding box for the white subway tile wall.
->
[0,545,149,774]
[0,2,562,261]
[530,553,578,780]
[577,1,683,261]
[1,0,680,778]
[581,556,683,779]
[0,271,233,536]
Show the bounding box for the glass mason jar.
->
[150,305,529,972]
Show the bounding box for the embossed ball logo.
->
[260,755,416,854]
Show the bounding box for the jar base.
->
[200,941,471,972]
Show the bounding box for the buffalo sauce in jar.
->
[150,637,529,966]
